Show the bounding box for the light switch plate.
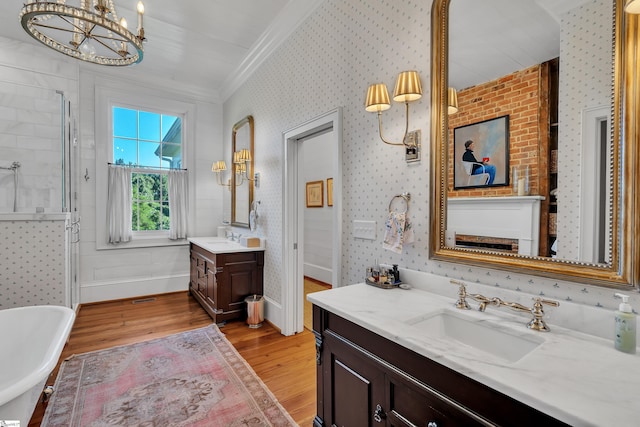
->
[353,220,376,240]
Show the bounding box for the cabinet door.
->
[217,252,262,316]
[385,371,489,427]
[323,333,386,427]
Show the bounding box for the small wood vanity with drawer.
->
[189,240,264,324]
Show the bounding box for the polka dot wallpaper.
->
[0,219,67,308]
[223,0,638,312]
[557,0,613,260]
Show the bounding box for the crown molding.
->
[221,0,325,102]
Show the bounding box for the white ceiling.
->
[1,1,591,100]
[0,0,321,101]
[449,0,565,90]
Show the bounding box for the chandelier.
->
[19,0,146,66]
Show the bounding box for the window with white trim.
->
[113,106,183,236]
[95,86,194,250]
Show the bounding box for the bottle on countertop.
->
[614,293,636,354]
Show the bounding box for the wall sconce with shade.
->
[212,149,259,189]
[448,87,459,115]
[625,0,640,13]
[212,160,233,189]
[234,149,258,186]
[19,0,146,66]
[365,70,423,162]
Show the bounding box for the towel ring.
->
[388,192,411,214]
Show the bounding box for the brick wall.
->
[448,64,541,197]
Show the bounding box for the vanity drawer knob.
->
[427,422,438,427]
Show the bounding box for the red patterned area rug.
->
[41,324,296,426]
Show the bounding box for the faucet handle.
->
[527,297,559,332]
[450,280,470,310]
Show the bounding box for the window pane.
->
[113,107,137,138]
[134,173,161,202]
[161,174,168,202]
[162,116,181,143]
[132,174,139,199]
[135,202,161,231]
[161,201,170,230]
[113,138,137,165]
[138,142,162,168]
[139,111,161,142]
[132,202,139,230]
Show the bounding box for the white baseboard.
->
[80,274,189,303]
[264,295,285,332]
[304,263,332,285]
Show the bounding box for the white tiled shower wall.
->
[0,37,78,213]
[223,0,639,312]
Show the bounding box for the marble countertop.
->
[308,282,639,426]
[188,236,265,254]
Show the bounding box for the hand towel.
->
[383,211,414,254]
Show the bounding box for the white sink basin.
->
[406,310,544,363]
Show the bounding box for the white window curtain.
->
[168,169,188,240]
[107,164,132,243]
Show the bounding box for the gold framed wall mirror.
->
[429,0,639,287]
[231,115,254,228]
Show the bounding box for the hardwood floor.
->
[304,276,331,330]
[29,291,316,426]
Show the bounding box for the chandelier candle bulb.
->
[137,1,144,34]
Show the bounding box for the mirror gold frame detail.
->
[429,0,639,287]
[231,115,254,228]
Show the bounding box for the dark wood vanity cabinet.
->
[189,243,263,324]
[313,306,569,427]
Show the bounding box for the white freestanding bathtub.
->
[0,305,75,425]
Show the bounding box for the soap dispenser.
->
[614,293,636,354]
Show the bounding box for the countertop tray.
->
[365,278,401,289]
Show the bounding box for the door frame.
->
[580,105,610,263]
[282,108,343,335]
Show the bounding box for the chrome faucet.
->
[450,280,559,331]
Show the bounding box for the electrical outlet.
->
[353,220,376,240]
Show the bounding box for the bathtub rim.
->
[0,305,75,407]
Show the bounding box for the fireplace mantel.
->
[446,196,545,256]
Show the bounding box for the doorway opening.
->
[580,106,610,264]
[282,108,342,336]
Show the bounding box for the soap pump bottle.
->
[614,293,636,354]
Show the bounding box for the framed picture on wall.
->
[453,115,510,189]
[327,178,333,206]
[306,180,324,207]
